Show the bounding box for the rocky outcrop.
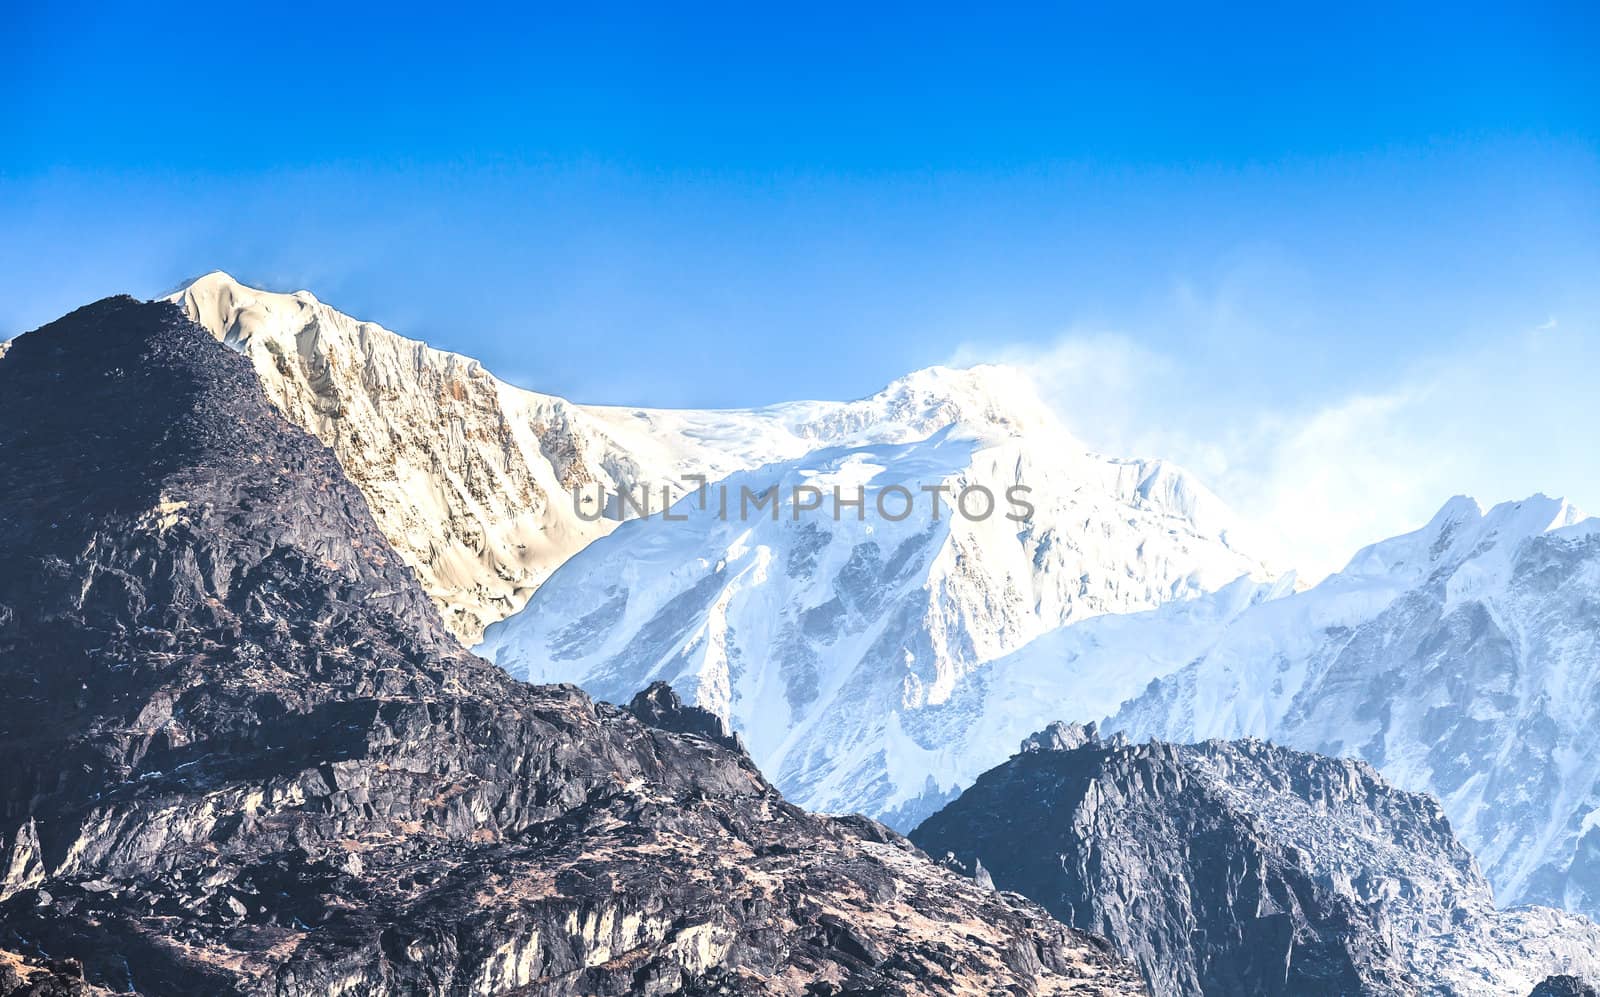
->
[169,272,616,643]
[0,297,1144,995]
[1532,977,1600,997]
[912,727,1600,997]
[625,682,744,753]
[1020,721,1110,754]
[0,951,108,997]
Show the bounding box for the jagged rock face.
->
[169,272,634,644]
[1020,722,1106,754]
[915,738,1395,996]
[624,683,745,753]
[911,731,1600,997]
[0,296,463,823]
[0,298,1145,995]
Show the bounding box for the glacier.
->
[476,398,1270,827]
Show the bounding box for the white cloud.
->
[952,313,1600,581]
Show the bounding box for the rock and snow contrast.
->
[1533,977,1600,997]
[171,270,770,643]
[0,297,1146,996]
[158,273,1600,953]
[1105,494,1600,919]
[913,726,1600,997]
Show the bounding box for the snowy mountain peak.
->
[861,363,1066,441]
[165,272,1267,652]
[173,270,430,355]
[163,271,1286,840]
[1341,492,1589,583]
[182,269,321,303]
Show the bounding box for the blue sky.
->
[4,2,1598,571]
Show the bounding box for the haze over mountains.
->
[164,276,1600,922]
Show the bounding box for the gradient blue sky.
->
[4,2,1598,570]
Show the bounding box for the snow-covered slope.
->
[1104,494,1600,917]
[168,272,1099,642]
[477,396,1270,826]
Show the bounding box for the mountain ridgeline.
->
[174,271,1257,650]
[8,279,1600,997]
[0,298,1145,995]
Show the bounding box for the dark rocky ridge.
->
[912,724,1599,997]
[0,298,1145,995]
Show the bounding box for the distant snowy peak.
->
[1107,491,1600,920]
[834,365,1246,543]
[825,363,1066,443]
[1341,492,1589,582]
[168,271,1193,643]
